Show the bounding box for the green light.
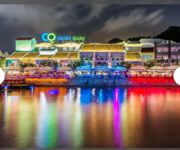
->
[47,33,56,43]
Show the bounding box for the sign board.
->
[39,47,57,55]
[41,32,85,43]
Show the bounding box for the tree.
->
[0,58,5,68]
[155,26,180,42]
[124,62,132,69]
[108,38,123,44]
[127,36,151,42]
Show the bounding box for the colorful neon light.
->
[41,32,85,43]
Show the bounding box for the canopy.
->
[94,66,111,71]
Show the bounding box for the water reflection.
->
[1,87,180,148]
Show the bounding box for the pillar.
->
[108,52,112,68]
[168,40,171,65]
[92,52,95,68]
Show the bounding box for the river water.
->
[0,87,180,148]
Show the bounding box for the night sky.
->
[1,4,180,53]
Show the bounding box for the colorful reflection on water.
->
[0,87,180,148]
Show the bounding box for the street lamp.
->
[174,67,180,86]
[0,68,5,84]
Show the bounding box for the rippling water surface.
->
[0,87,180,148]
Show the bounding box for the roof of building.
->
[23,52,40,59]
[16,37,34,40]
[125,53,142,61]
[80,44,124,52]
[3,52,9,57]
[36,43,54,47]
[53,52,79,60]
[8,52,27,59]
[7,51,79,61]
[38,55,53,59]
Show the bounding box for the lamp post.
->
[154,42,157,65]
[168,40,171,66]
[0,68,5,84]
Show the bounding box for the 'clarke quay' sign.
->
[41,32,85,43]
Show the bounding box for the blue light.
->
[29,85,34,93]
[99,89,103,104]
[41,32,49,42]
[80,88,92,104]
[3,84,9,90]
[57,35,72,41]
[119,88,125,104]
[48,89,59,96]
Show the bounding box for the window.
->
[141,47,154,52]
[171,47,177,52]
[171,55,177,59]
[163,55,168,59]
[157,55,162,60]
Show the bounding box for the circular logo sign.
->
[47,33,56,43]
[41,32,56,43]
[0,68,5,84]
[173,67,180,86]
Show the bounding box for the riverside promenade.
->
[2,75,177,87]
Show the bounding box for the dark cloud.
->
[0,4,180,54]
[1,0,180,4]
[74,4,92,19]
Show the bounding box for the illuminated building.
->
[6,41,81,67]
[80,43,125,68]
[5,35,167,71]
[141,43,155,62]
[16,37,37,52]
[156,42,180,64]
[124,42,142,64]
[140,38,169,44]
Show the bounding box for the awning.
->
[94,66,111,71]
[113,66,127,71]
